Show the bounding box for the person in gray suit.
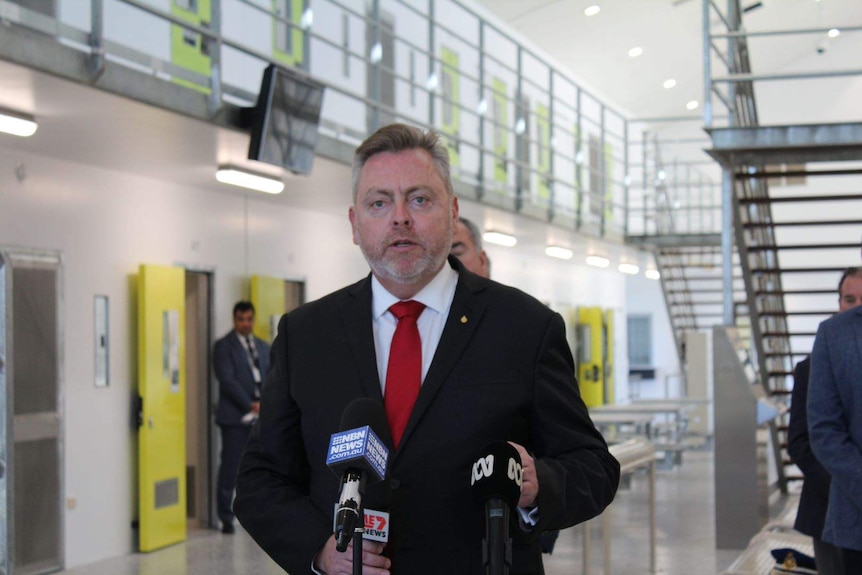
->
[809,267,862,574]
[214,301,271,533]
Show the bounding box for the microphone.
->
[326,398,390,552]
[471,442,523,575]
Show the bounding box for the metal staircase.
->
[704,0,862,493]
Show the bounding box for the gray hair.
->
[458,216,483,250]
[352,123,454,201]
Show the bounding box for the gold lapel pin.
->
[460,315,468,324]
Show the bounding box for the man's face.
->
[234,310,255,337]
[349,149,458,299]
[451,221,489,278]
[839,275,862,312]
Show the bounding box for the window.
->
[627,315,652,366]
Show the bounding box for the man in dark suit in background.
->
[214,301,271,534]
[788,267,862,573]
[808,266,862,575]
[451,216,490,279]
[234,123,619,575]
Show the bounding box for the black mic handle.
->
[483,498,512,575]
[353,524,363,575]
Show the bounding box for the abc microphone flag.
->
[326,398,390,552]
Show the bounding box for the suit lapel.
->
[341,276,386,404]
[853,307,862,364]
[396,272,487,455]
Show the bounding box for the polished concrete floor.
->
[59,451,748,574]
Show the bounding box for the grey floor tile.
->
[59,450,747,574]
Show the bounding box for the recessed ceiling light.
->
[584,5,600,16]
[628,47,643,58]
[645,269,661,280]
[585,255,610,268]
[0,108,38,137]
[663,78,677,89]
[828,28,840,38]
[216,167,284,194]
[686,100,699,110]
[545,246,574,260]
[483,231,517,247]
[618,263,640,275]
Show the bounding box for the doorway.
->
[1,248,64,574]
[184,270,214,529]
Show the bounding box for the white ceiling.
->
[474,0,862,121]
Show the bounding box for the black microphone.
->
[325,398,390,552]
[471,442,523,575]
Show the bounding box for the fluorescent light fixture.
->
[618,263,640,275]
[663,78,677,89]
[686,99,699,110]
[645,269,661,280]
[514,118,526,135]
[828,28,840,38]
[585,255,610,268]
[0,109,38,137]
[483,231,517,247]
[426,73,438,91]
[628,47,643,58]
[545,246,573,260]
[584,5,600,16]
[477,98,488,115]
[301,7,313,29]
[657,169,667,180]
[216,167,284,194]
[370,42,383,64]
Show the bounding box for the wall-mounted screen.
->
[248,64,325,175]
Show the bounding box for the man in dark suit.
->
[451,216,490,279]
[788,267,862,573]
[808,267,862,575]
[214,301,271,534]
[234,123,619,575]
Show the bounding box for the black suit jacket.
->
[787,356,831,538]
[235,260,620,574]
[214,331,271,426]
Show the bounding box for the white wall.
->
[625,269,682,400]
[0,146,371,566]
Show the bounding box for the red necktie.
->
[385,300,426,448]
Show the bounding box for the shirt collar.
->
[371,261,459,319]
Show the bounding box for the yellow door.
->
[576,307,604,408]
[250,275,286,343]
[138,265,186,552]
[603,309,614,405]
[171,0,212,93]
[440,46,461,168]
[272,0,306,67]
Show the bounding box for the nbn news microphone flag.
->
[326,424,388,481]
